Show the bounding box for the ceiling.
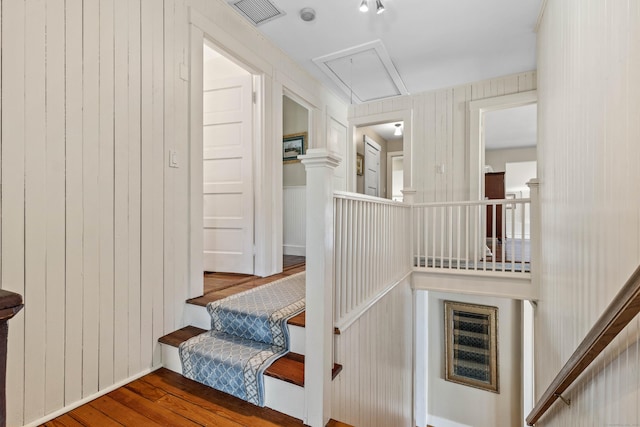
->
[231,0,542,103]
[485,103,537,150]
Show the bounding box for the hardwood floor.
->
[42,368,307,427]
[188,256,305,307]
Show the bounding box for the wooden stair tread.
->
[326,420,354,427]
[265,353,343,387]
[158,326,206,347]
[159,328,343,388]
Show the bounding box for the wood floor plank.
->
[42,414,86,427]
[155,393,246,427]
[142,368,305,427]
[124,376,170,402]
[108,387,201,427]
[66,403,124,427]
[88,395,164,426]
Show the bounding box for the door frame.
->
[348,109,413,194]
[386,150,404,201]
[188,10,268,297]
[468,90,537,201]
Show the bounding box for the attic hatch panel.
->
[326,49,400,103]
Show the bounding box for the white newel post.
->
[300,149,341,427]
[527,178,540,299]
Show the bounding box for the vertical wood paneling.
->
[23,0,47,420]
[45,0,67,413]
[64,0,84,406]
[535,1,640,426]
[98,0,116,389]
[113,0,130,383]
[3,0,26,422]
[82,0,101,398]
[127,0,143,376]
[140,0,155,371]
[332,279,413,427]
[150,0,165,368]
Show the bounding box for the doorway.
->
[282,94,310,257]
[201,40,256,275]
[354,120,405,199]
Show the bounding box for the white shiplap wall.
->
[0,0,348,425]
[350,71,537,203]
[535,1,640,426]
[2,1,165,424]
[332,278,413,427]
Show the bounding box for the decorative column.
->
[0,290,23,427]
[527,178,541,299]
[300,148,340,427]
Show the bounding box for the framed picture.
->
[283,132,307,163]
[356,153,364,176]
[444,301,499,393]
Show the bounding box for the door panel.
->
[203,75,254,273]
[364,136,381,197]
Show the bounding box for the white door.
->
[364,136,381,197]
[203,74,254,273]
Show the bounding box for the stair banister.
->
[526,264,640,426]
[301,148,341,427]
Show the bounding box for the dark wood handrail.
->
[526,265,640,425]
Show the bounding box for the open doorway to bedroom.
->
[354,121,404,200]
[282,94,310,263]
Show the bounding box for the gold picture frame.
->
[356,153,364,176]
[444,300,499,393]
[283,132,307,164]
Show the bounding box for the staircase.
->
[159,288,343,423]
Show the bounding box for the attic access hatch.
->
[228,0,286,26]
[313,40,408,104]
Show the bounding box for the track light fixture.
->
[359,0,386,14]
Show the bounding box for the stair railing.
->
[526,264,640,426]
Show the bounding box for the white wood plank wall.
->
[350,71,537,203]
[535,1,640,426]
[1,1,167,425]
[283,186,307,256]
[332,278,413,427]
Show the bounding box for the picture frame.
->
[444,300,499,393]
[283,132,307,163]
[356,153,364,176]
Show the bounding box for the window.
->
[444,301,499,393]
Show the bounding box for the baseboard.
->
[283,245,305,256]
[22,365,161,427]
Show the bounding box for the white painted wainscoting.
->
[283,186,306,256]
[331,191,413,426]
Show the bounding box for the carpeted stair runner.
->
[179,271,305,406]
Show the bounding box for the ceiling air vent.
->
[228,0,286,26]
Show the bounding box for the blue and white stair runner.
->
[179,272,305,406]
